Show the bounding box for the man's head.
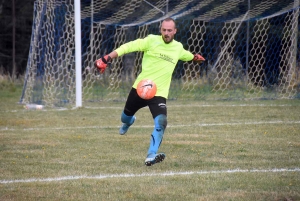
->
[160,18,177,44]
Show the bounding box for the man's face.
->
[160,20,177,44]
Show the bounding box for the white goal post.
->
[75,0,82,107]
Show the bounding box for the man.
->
[95,18,205,166]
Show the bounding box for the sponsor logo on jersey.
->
[159,53,175,64]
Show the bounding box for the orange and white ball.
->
[136,79,157,100]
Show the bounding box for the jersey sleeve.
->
[115,35,152,56]
[179,48,194,61]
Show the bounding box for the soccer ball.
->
[136,79,157,100]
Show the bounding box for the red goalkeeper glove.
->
[95,55,111,73]
[193,54,205,63]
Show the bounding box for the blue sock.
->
[121,111,135,125]
[147,114,167,157]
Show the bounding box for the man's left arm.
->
[179,49,205,63]
[193,53,205,63]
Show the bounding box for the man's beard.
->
[163,35,173,44]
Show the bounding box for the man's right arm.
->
[115,37,149,56]
[95,36,149,73]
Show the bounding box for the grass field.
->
[0,83,300,201]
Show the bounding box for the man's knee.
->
[154,114,167,130]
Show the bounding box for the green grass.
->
[0,83,300,200]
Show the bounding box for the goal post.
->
[75,0,82,107]
[20,0,300,108]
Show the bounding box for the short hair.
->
[162,17,176,28]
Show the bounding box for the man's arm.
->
[179,49,205,63]
[94,51,118,73]
[95,37,149,73]
[108,51,118,59]
[193,54,205,63]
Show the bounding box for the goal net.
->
[20,0,300,107]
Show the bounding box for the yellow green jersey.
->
[115,34,194,98]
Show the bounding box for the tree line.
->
[0,0,35,79]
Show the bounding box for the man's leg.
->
[147,114,167,156]
[119,88,146,135]
[145,97,167,166]
[119,111,136,135]
[145,114,167,166]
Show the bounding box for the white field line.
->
[85,104,296,109]
[1,120,300,131]
[1,168,299,184]
[5,104,297,113]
